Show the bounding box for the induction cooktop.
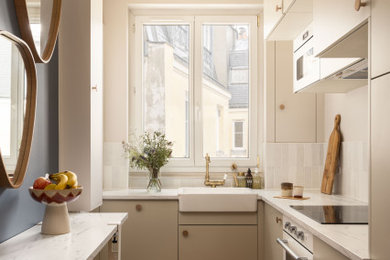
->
[290,205,368,224]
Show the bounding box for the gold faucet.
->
[204,153,226,188]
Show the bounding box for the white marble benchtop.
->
[0,213,128,260]
[103,188,369,260]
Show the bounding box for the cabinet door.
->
[313,237,349,260]
[179,225,257,260]
[283,0,294,13]
[370,74,390,260]
[101,200,178,260]
[263,203,283,260]
[264,0,283,39]
[313,0,369,57]
[371,0,390,78]
[274,41,317,142]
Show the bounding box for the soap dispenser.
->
[246,168,253,188]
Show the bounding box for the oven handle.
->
[276,238,308,260]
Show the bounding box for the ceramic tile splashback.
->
[264,143,325,189]
[103,142,129,189]
[264,142,368,202]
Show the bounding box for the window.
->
[233,121,244,149]
[132,15,258,169]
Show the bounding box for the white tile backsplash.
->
[264,142,368,202]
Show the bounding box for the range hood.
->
[298,58,368,93]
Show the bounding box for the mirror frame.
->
[14,0,62,63]
[0,30,37,189]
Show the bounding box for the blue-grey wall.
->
[0,0,58,243]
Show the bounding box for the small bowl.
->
[29,187,83,204]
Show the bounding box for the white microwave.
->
[293,24,320,93]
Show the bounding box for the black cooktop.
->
[290,205,368,224]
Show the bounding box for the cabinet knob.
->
[92,84,98,91]
[135,204,142,212]
[355,0,366,11]
[182,230,189,237]
[275,217,282,224]
[275,5,282,12]
[279,104,285,110]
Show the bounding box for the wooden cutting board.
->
[321,114,341,194]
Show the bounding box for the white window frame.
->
[132,14,258,172]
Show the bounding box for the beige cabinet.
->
[313,0,370,57]
[179,225,257,260]
[370,73,390,260]
[263,203,283,260]
[264,0,284,38]
[266,41,317,143]
[59,0,103,211]
[179,212,257,260]
[313,237,349,260]
[371,0,390,78]
[101,200,178,260]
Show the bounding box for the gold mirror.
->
[14,0,61,63]
[0,31,37,189]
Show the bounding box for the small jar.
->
[281,182,293,197]
[237,172,247,187]
[293,186,304,198]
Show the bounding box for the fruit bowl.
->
[29,187,83,204]
[29,187,83,235]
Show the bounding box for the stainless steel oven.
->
[277,217,313,260]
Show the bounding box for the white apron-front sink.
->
[178,187,258,212]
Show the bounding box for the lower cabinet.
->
[313,237,349,260]
[100,200,178,260]
[263,202,283,260]
[179,225,257,260]
[179,211,258,260]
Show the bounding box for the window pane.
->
[143,25,190,158]
[202,24,249,158]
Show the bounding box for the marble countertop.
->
[103,188,369,260]
[0,213,128,260]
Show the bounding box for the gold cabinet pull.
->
[135,204,142,212]
[355,0,366,11]
[279,104,285,110]
[92,84,98,91]
[275,217,282,224]
[275,4,282,12]
[182,230,189,237]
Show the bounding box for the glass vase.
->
[147,169,162,192]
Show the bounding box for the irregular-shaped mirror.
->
[14,0,61,63]
[0,31,37,188]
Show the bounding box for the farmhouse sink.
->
[178,187,258,212]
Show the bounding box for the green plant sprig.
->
[123,131,173,173]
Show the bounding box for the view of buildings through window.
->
[142,22,250,159]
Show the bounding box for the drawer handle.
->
[279,104,285,110]
[355,0,366,11]
[182,230,189,237]
[275,4,282,12]
[135,204,142,212]
[275,217,282,224]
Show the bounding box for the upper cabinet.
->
[264,0,313,40]
[313,0,369,57]
[264,0,283,38]
[371,0,390,78]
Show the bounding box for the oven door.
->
[277,231,313,260]
[293,36,320,93]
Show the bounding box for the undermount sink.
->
[178,187,258,212]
